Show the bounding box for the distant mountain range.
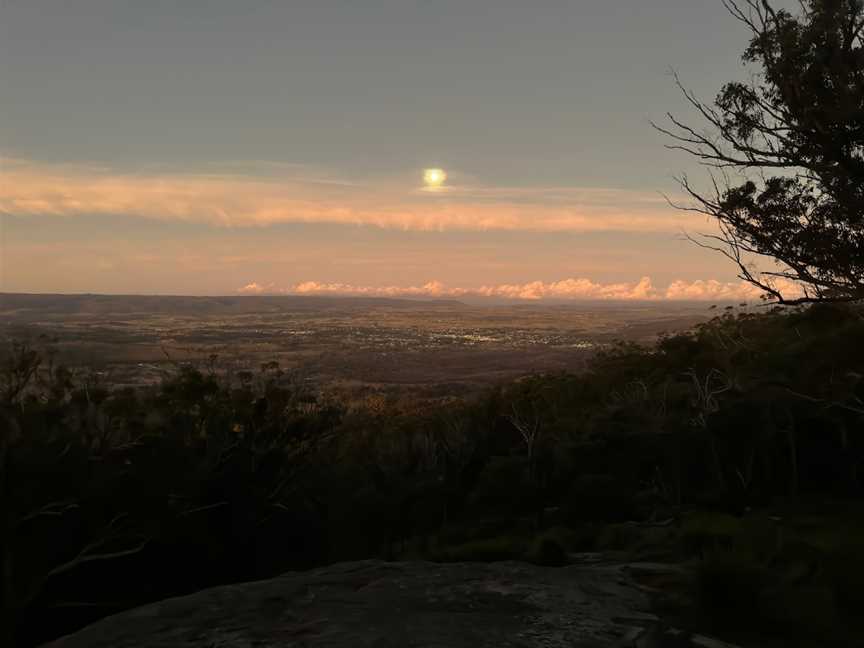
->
[0,292,470,318]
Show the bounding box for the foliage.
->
[525,530,569,567]
[2,305,864,645]
[658,0,864,303]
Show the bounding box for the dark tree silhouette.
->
[657,0,864,304]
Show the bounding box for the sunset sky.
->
[0,1,779,300]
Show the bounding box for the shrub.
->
[695,550,767,619]
[681,512,741,558]
[759,585,838,634]
[526,531,568,567]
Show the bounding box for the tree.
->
[657,0,864,304]
[0,342,148,648]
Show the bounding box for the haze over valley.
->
[0,293,716,398]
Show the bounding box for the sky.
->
[0,0,789,301]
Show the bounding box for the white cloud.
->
[240,276,797,302]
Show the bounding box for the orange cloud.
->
[237,282,273,295]
[240,277,797,302]
[664,277,803,301]
[0,157,696,232]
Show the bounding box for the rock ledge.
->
[45,560,663,647]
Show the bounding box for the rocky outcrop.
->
[44,560,739,647]
[44,560,656,647]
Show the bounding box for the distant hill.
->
[0,293,470,318]
[0,292,727,320]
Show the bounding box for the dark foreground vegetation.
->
[2,304,864,646]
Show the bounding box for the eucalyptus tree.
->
[658,0,864,303]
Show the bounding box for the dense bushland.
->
[2,304,864,646]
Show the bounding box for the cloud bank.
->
[1,157,695,232]
[238,277,801,301]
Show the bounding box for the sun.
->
[423,168,447,188]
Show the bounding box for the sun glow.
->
[423,168,447,188]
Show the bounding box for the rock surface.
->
[45,560,664,647]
